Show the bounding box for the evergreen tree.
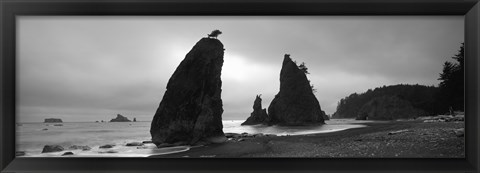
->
[438,43,464,112]
[298,62,309,74]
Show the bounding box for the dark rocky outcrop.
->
[150,38,225,146]
[110,114,131,122]
[142,141,153,144]
[44,118,62,123]
[267,54,325,125]
[241,95,269,125]
[99,144,115,149]
[133,118,137,122]
[62,152,74,156]
[16,151,26,156]
[356,95,426,120]
[42,145,64,153]
[99,150,118,154]
[126,142,144,146]
[69,145,91,151]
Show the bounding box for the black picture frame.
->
[1,0,479,172]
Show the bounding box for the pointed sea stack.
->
[241,95,269,125]
[267,54,325,125]
[150,37,225,146]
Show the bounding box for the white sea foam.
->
[222,119,366,136]
[16,119,367,157]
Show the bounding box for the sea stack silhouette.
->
[150,34,225,146]
[241,95,269,125]
[267,54,325,125]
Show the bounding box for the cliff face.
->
[110,114,131,122]
[356,95,426,120]
[150,38,225,146]
[241,95,269,125]
[267,55,325,125]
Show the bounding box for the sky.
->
[17,16,464,123]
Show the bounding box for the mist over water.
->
[16,119,366,157]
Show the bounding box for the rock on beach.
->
[42,145,64,153]
[126,142,144,146]
[99,144,115,149]
[62,152,74,156]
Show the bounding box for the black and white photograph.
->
[16,16,465,158]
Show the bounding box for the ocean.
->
[16,119,366,157]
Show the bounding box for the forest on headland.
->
[333,43,465,120]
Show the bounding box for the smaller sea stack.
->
[241,95,269,125]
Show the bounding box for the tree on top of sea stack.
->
[267,54,325,125]
[150,34,225,146]
[207,30,222,39]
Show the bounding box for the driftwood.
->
[388,129,411,135]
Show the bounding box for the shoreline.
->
[152,120,465,158]
[16,120,464,158]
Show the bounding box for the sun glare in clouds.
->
[222,54,250,81]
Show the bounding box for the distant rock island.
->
[150,36,225,146]
[110,114,132,122]
[44,118,62,123]
[242,54,326,126]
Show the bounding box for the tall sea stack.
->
[267,54,325,125]
[241,95,269,125]
[150,37,225,146]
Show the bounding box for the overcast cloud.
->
[17,16,463,122]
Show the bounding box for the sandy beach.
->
[153,120,465,158]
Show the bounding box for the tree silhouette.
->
[298,62,309,74]
[207,30,222,39]
[437,43,464,112]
